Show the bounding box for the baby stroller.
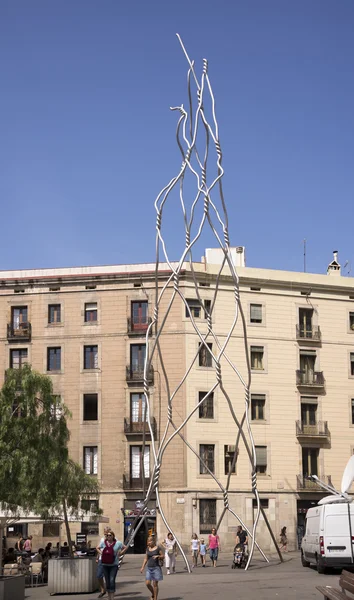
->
[231,544,247,569]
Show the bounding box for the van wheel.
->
[316,556,326,574]
[301,552,310,568]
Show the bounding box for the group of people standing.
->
[190,527,220,568]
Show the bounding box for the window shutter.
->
[85,303,97,311]
[255,446,267,466]
[84,448,91,474]
[131,447,140,478]
[93,448,98,474]
[250,304,262,321]
[93,348,98,369]
[143,447,150,477]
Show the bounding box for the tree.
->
[0,365,100,559]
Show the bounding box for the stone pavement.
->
[24,553,340,600]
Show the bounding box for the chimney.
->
[327,250,341,276]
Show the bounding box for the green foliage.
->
[0,365,100,520]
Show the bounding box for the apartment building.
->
[1,249,354,554]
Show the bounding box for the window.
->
[43,522,60,537]
[350,313,354,331]
[198,343,213,367]
[251,394,265,421]
[48,304,61,324]
[252,499,269,509]
[84,302,97,322]
[81,499,99,513]
[131,393,147,422]
[302,447,318,477]
[250,304,262,324]
[84,345,98,369]
[299,349,316,382]
[12,401,26,418]
[301,402,317,426]
[81,522,99,535]
[352,399,354,425]
[299,308,313,338]
[83,394,98,421]
[10,348,28,369]
[255,446,267,474]
[198,392,214,419]
[351,353,354,377]
[250,346,264,370]
[51,395,63,420]
[131,301,148,329]
[130,445,150,479]
[199,499,216,534]
[11,306,28,329]
[47,347,61,371]
[84,446,98,475]
[131,344,146,374]
[224,445,236,474]
[199,444,215,474]
[186,299,211,319]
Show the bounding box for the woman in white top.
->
[190,533,200,569]
[162,532,177,575]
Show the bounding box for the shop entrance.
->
[123,500,156,554]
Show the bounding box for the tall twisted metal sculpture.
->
[124,35,282,571]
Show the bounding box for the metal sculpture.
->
[124,35,282,571]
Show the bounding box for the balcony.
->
[297,474,332,491]
[126,365,154,385]
[7,322,31,342]
[122,474,150,490]
[127,317,152,337]
[296,325,321,342]
[124,417,157,436]
[296,370,325,388]
[296,420,330,440]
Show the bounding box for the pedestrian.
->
[199,538,207,567]
[190,533,199,569]
[235,526,248,551]
[96,526,111,598]
[97,530,126,600]
[23,536,33,554]
[15,534,24,552]
[162,531,177,575]
[208,527,220,567]
[140,536,164,600]
[279,526,288,552]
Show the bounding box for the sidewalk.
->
[24,552,336,600]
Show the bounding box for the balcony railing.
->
[7,322,31,342]
[124,417,157,436]
[297,474,332,491]
[126,365,154,384]
[122,474,150,490]
[296,325,321,342]
[127,317,152,336]
[296,420,329,438]
[296,370,325,387]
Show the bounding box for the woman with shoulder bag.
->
[162,531,177,575]
[98,531,126,600]
[141,536,164,600]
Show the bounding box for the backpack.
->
[101,540,115,564]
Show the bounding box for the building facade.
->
[1,250,354,554]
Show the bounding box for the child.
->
[199,538,206,567]
[234,543,243,566]
[190,533,199,569]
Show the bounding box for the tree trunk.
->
[62,498,73,558]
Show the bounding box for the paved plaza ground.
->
[24,552,343,600]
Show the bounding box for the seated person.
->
[234,544,243,564]
[32,548,45,563]
[3,548,16,564]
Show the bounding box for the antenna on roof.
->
[303,239,306,273]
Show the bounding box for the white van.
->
[301,497,354,573]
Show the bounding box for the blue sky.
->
[1,0,354,275]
